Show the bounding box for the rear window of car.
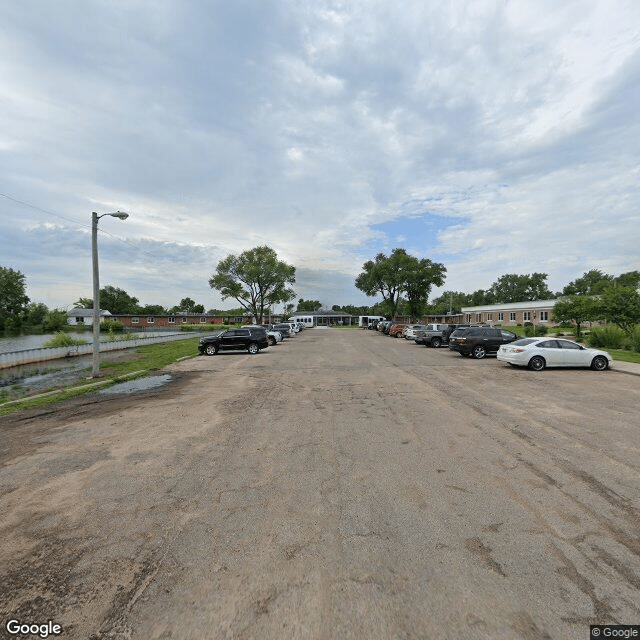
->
[511,338,538,346]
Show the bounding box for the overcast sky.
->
[1,0,639,312]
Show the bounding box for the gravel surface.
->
[0,329,638,639]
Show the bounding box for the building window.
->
[131,317,139,324]
[510,312,516,322]
[147,316,154,324]
[540,311,549,322]
[168,317,175,324]
[523,312,531,322]
[476,313,482,322]
[487,313,492,320]
[200,317,206,323]
[498,312,503,321]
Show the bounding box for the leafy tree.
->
[297,298,322,312]
[209,246,296,323]
[0,266,30,331]
[355,249,446,319]
[98,285,141,314]
[170,297,205,314]
[427,291,471,315]
[43,309,69,332]
[553,296,601,340]
[74,297,94,309]
[26,302,50,327]
[599,285,640,337]
[489,273,553,303]
[614,270,640,290]
[562,269,614,296]
[139,304,168,315]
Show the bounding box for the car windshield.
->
[511,338,538,346]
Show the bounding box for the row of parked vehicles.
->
[368,320,611,371]
[197,322,306,356]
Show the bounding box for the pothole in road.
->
[99,374,173,395]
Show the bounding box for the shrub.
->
[524,324,549,337]
[587,325,626,350]
[631,325,640,353]
[43,332,87,348]
[100,319,125,333]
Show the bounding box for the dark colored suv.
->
[199,327,269,355]
[448,327,518,359]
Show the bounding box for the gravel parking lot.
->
[1,328,638,639]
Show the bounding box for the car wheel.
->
[472,345,486,359]
[431,337,442,348]
[591,355,608,371]
[528,355,546,371]
[268,336,276,346]
[247,342,259,354]
[205,344,218,356]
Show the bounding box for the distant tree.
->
[355,249,446,319]
[427,291,469,315]
[614,270,640,290]
[97,285,140,315]
[26,302,49,327]
[74,297,93,309]
[170,297,204,314]
[43,309,69,332]
[553,296,601,340]
[489,273,553,303]
[139,304,168,315]
[297,298,322,312]
[599,285,640,337]
[0,266,30,331]
[562,269,614,296]
[209,246,296,323]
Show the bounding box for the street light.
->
[92,210,129,377]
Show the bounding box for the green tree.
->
[74,297,93,309]
[43,309,69,332]
[553,296,601,340]
[139,304,168,315]
[209,246,296,323]
[26,302,49,327]
[99,285,141,314]
[0,266,30,331]
[427,291,470,315]
[170,297,205,314]
[355,249,446,319]
[297,298,322,312]
[614,270,640,290]
[562,269,614,296]
[599,285,640,337]
[489,273,553,303]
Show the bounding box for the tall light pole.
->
[92,211,129,378]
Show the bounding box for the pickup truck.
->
[415,323,470,348]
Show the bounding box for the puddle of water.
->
[99,374,172,395]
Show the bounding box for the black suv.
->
[448,326,517,359]
[199,328,269,355]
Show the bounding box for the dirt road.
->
[1,328,639,639]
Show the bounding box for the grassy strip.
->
[608,349,640,365]
[0,337,200,416]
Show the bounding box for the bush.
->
[631,325,640,353]
[587,325,626,350]
[43,332,88,348]
[524,324,549,337]
[100,319,125,333]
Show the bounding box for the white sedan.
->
[497,337,611,371]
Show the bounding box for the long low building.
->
[459,299,558,326]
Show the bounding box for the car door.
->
[221,330,239,350]
[485,328,503,353]
[535,339,564,366]
[556,339,591,367]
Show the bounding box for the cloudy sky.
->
[1,0,639,312]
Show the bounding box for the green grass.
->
[0,337,200,416]
[608,349,640,365]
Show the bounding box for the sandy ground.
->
[0,329,639,639]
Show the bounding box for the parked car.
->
[381,321,395,334]
[448,326,518,359]
[497,338,611,371]
[404,324,430,340]
[389,323,408,338]
[272,323,293,337]
[199,327,269,355]
[416,323,470,347]
[243,325,281,345]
